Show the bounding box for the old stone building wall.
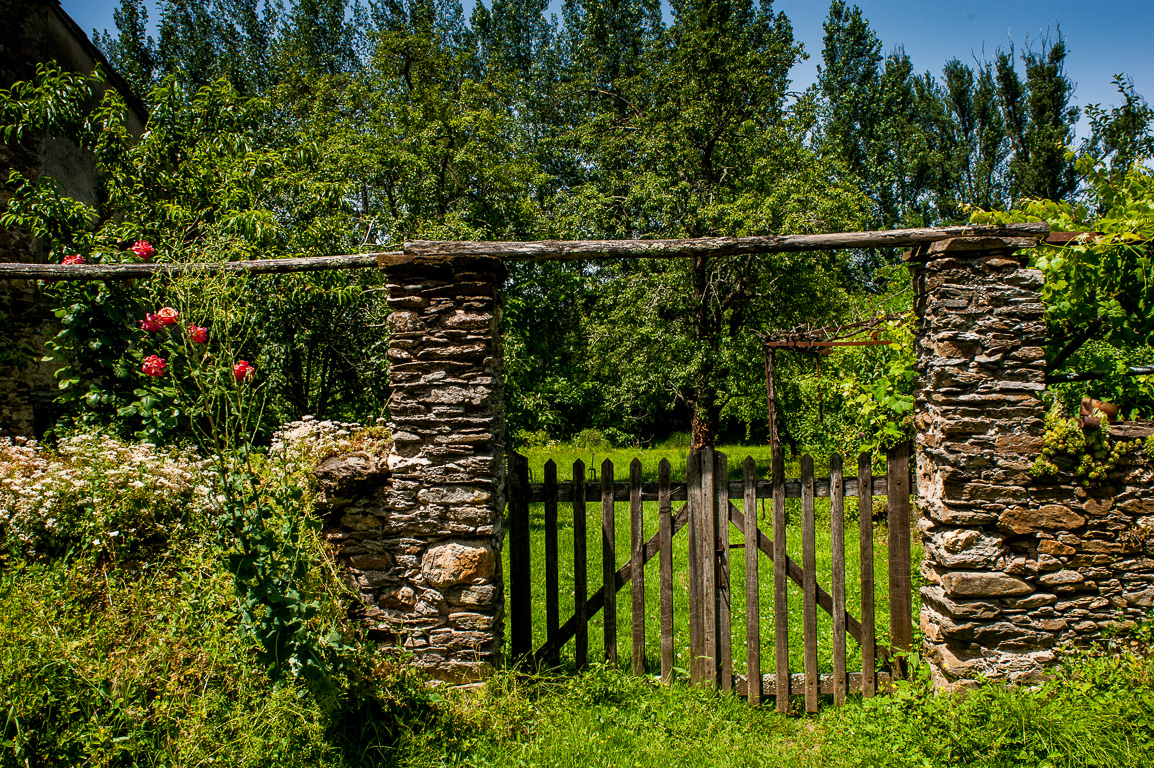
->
[1,0,149,437]
[317,255,507,683]
[912,237,1154,688]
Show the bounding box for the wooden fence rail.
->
[506,446,915,711]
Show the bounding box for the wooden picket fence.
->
[506,443,915,712]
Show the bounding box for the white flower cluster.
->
[0,432,216,556]
[269,415,391,477]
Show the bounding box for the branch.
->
[1048,319,1103,372]
[1046,366,1154,384]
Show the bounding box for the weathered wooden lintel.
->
[399,223,1049,263]
[0,223,1053,281]
[0,253,391,281]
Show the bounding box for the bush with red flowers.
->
[129,240,156,261]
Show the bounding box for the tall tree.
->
[940,58,1007,213]
[1081,75,1154,179]
[818,0,882,208]
[94,0,157,94]
[156,0,222,92]
[996,34,1079,203]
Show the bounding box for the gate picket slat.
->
[659,459,674,683]
[573,459,588,671]
[859,452,876,697]
[630,458,645,676]
[602,459,617,666]
[743,456,760,706]
[830,453,847,705]
[802,454,818,714]
[700,447,719,688]
[716,452,732,692]
[772,452,789,713]
[887,443,913,678]
[686,452,703,684]
[509,452,531,663]
[544,460,560,667]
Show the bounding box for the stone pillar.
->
[322,255,507,683]
[910,236,1054,687]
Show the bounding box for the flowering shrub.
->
[61,254,84,265]
[188,324,208,343]
[233,359,255,382]
[141,354,166,377]
[0,432,215,560]
[130,240,155,260]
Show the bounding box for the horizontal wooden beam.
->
[522,473,910,503]
[732,671,894,698]
[763,339,896,348]
[0,253,392,281]
[403,223,1048,261]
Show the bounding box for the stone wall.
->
[912,237,1154,688]
[318,255,507,683]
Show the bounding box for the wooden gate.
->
[506,444,914,712]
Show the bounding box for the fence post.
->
[772,451,789,713]
[686,452,703,684]
[602,459,617,666]
[887,442,913,677]
[659,458,674,683]
[544,459,559,667]
[508,451,532,663]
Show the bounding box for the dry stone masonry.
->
[911,237,1154,688]
[312,232,1154,689]
[317,255,507,683]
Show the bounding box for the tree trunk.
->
[690,251,719,451]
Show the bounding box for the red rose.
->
[140,314,164,333]
[142,355,166,377]
[157,307,180,325]
[233,360,255,382]
[130,240,156,260]
[188,324,208,343]
[62,254,85,265]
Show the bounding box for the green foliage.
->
[1047,340,1154,419]
[1029,401,1142,483]
[972,156,1154,378]
[0,64,388,437]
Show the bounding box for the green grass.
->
[6,437,1154,768]
[426,651,1154,768]
[507,443,922,677]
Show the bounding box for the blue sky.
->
[63,0,1154,136]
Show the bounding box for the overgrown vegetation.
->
[4,432,1153,767]
[4,0,1154,765]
